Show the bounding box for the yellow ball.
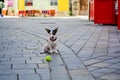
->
[45,55,52,62]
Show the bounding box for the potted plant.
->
[0,1,5,17]
[10,9,15,16]
[69,10,72,16]
[50,10,55,16]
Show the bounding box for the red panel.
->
[94,0,117,24]
[89,0,94,21]
[118,0,120,30]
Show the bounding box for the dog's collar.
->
[50,37,57,41]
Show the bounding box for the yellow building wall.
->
[18,0,25,10]
[58,0,69,11]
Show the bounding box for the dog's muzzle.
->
[50,37,57,41]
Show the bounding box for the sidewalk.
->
[0,15,19,18]
[0,15,88,20]
[0,18,120,80]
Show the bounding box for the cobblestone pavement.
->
[0,18,120,80]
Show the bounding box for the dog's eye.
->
[52,30,57,35]
[52,31,56,35]
[52,28,58,35]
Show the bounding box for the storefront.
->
[2,0,69,16]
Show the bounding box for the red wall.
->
[118,0,120,30]
[89,0,94,21]
[94,0,117,24]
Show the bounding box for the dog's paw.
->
[57,49,60,53]
[40,51,52,54]
[52,50,60,54]
[40,52,45,54]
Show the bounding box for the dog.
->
[41,27,59,54]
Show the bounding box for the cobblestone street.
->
[0,17,120,80]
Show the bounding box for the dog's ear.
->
[45,28,51,34]
[52,27,58,35]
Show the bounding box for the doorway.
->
[80,0,88,15]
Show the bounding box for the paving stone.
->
[0,74,17,80]
[95,47,108,52]
[23,53,37,57]
[84,41,97,48]
[109,41,120,47]
[25,46,39,50]
[36,68,51,80]
[0,54,4,58]
[70,70,95,80]
[51,66,70,80]
[96,56,113,60]
[90,62,111,68]
[19,74,41,80]
[69,69,90,75]
[38,64,49,69]
[115,70,120,74]
[60,53,76,58]
[13,69,36,74]
[87,66,99,71]
[82,47,95,51]
[13,64,38,69]
[26,59,43,64]
[84,43,96,48]
[36,68,50,74]
[108,47,120,54]
[71,75,95,80]
[0,60,25,64]
[65,41,75,47]
[99,73,120,80]
[71,39,87,53]
[91,71,106,78]
[30,56,45,60]
[23,49,36,52]
[40,73,51,80]
[104,58,120,64]
[107,63,120,69]
[78,49,93,57]
[91,68,116,75]
[0,69,35,74]
[80,57,91,61]
[0,57,10,61]
[48,54,71,80]
[0,64,11,69]
[108,53,120,57]
[83,59,102,66]
[114,50,120,54]
[63,57,86,70]
[4,54,23,57]
[92,50,107,58]
[11,57,30,61]
[49,54,64,68]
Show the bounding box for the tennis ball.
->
[45,55,52,62]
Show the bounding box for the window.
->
[7,0,13,7]
[25,0,33,6]
[50,0,58,6]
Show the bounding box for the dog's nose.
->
[52,36,54,39]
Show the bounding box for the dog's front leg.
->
[40,44,50,54]
[52,48,60,54]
